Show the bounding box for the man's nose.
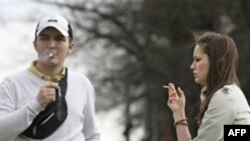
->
[48,39,56,48]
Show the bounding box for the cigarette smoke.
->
[39,49,58,62]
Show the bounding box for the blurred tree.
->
[33,0,250,141]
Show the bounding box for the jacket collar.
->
[29,60,65,82]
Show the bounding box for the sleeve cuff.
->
[27,98,44,117]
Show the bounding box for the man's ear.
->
[68,42,75,54]
[33,40,38,51]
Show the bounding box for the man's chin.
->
[46,60,59,67]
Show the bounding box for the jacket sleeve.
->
[0,77,43,141]
[82,80,101,141]
[192,90,236,141]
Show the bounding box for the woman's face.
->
[190,44,210,86]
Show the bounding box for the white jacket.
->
[0,68,101,141]
[193,84,250,141]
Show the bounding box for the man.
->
[0,14,101,141]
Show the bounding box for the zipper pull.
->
[32,126,37,136]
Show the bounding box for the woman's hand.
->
[167,83,191,141]
[167,83,186,118]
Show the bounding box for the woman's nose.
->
[190,62,195,70]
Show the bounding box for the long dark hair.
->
[194,32,240,123]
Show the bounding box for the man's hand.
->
[37,82,60,108]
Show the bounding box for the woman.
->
[167,32,250,141]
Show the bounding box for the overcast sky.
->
[0,0,143,140]
[0,0,63,80]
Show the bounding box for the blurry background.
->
[1,0,250,141]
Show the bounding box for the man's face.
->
[34,27,74,68]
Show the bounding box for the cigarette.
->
[163,85,169,89]
[49,53,53,58]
